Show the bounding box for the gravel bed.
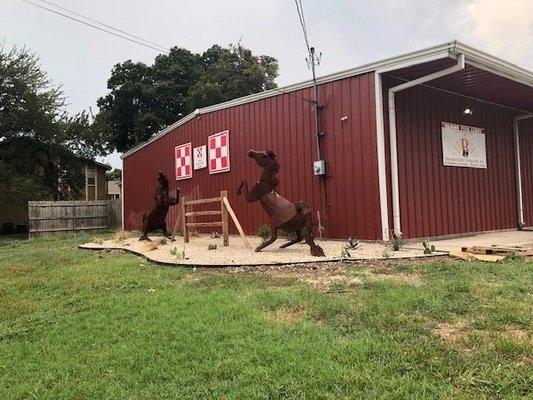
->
[79,234,443,267]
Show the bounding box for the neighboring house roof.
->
[107,180,122,195]
[86,159,112,170]
[122,40,533,159]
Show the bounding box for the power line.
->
[34,0,170,52]
[20,0,170,54]
[294,0,310,52]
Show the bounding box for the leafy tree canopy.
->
[97,44,279,153]
[0,46,107,204]
[106,168,122,181]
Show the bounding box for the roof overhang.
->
[85,159,112,170]
[122,40,533,159]
[379,45,533,114]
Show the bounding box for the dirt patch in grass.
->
[504,326,531,344]
[3,263,37,276]
[266,305,307,324]
[433,322,532,349]
[180,273,202,284]
[187,260,424,292]
[2,299,37,314]
[434,321,470,342]
[520,355,533,365]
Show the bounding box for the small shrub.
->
[211,231,220,239]
[346,236,359,250]
[93,236,104,245]
[503,252,524,262]
[258,225,270,240]
[422,239,436,254]
[340,237,358,259]
[390,233,403,251]
[159,238,167,245]
[340,246,352,259]
[114,230,131,243]
[382,248,391,259]
[208,244,217,250]
[169,247,185,260]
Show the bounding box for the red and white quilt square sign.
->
[208,130,230,174]
[175,142,192,180]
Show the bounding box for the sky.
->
[3,0,532,169]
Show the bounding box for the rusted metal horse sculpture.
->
[139,171,180,241]
[237,150,325,257]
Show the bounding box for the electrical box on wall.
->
[313,160,326,176]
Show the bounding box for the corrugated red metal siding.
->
[520,118,533,226]
[382,75,519,238]
[123,73,382,239]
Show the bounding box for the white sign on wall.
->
[193,145,207,170]
[441,122,487,169]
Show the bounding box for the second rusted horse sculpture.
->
[237,150,325,257]
[139,171,180,241]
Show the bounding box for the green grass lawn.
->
[0,233,531,399]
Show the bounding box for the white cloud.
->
[460,0,533,67]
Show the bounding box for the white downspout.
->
[388,53,465,237]
[374,71,390,240]
[514,114,533,228]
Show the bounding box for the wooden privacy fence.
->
[28,199,121,238]
[173,190,251,249]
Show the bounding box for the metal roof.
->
[384,58,533,113]
[122,40,533,159]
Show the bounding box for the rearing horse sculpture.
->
[237,150,325,257]
[139,171,179,241]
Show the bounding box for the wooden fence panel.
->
[28,200,120,238]
[107,199,121,229]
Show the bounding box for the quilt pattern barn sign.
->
[175,142,192,180]
[208,130,230,174]
[441,122,487,169]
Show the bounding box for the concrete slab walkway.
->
[412,230,533,253]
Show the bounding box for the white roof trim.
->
[122,40,533,159]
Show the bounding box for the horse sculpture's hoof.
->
[254,247,262,253]
[311,245,325,257]
[139,236,151,241]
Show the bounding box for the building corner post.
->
[514,114,533,229]
[374,71,390,241]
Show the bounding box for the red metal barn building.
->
[122,41,533,241]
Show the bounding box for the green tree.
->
[106,168,122,181]
[97,44,278,152]
[0,46,107,205]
